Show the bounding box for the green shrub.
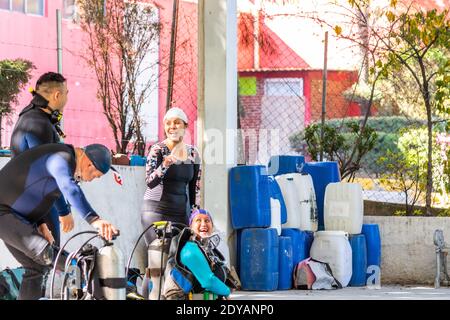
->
[290,116,427,176]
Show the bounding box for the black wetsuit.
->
[10,93,69,246]
[0,143,99,300]
[141,141,201,245]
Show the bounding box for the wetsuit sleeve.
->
[53,195,71,217]
[180,241,231,297]
[45,153,100,224]
[145,144,169,189]
[23,116,58,148]
[24,117,71,216]
[188,147,201,209]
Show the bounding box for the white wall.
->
[364,216,450,285]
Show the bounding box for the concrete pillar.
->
[198,0,238,265]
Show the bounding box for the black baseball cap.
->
[83,144,118,174]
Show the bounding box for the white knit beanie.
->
[163,107,188,124]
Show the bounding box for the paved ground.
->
[231,285,450,300]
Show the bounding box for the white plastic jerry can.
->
[270,198,282,235]
[275,174,301,229]
[324,182,363,234]
[292,173,318,232]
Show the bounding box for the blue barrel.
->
[229,166,271,229]
[268,176,287,224]
[268,155,305,176]
[302,161,341,230]
[349,234,367,286]
[130,155,146,166]
[362,224,381,280]
[240,228,279,291]
[235,229,242,276]
[278,236,293,290]
[281,228,314,265]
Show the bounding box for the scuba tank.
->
[146,221,184,300]
[97,241,126,300]
[147,236,170,300]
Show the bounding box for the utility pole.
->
[320,31,328,162]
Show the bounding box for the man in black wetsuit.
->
[0,143,119,300]
[10,72,73,248]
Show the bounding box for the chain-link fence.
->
[236,3,449,210]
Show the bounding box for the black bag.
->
[0,267,25,300]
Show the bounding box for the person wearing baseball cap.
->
[0,142,119,299]
[77,143,119,181]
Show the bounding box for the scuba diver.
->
[0,143,119,299]
[10,72,72,249]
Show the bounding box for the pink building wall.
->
[0,0,116,150]
[0,0,200,152]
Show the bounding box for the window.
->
[27,0,43,15]
[12,0,24,12]
[265,78,304,97]
[0,0,44,15]
[0,0,10,10]
[63,0,76,19]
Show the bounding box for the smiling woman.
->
[140,106,202,300]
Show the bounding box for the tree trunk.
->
[0,114,2,147]
[425,97,433,215]
[419,57,433,215]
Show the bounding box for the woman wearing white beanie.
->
[141,107,201,242]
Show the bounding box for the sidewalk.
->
[231,285,450,300]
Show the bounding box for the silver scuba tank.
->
[97,242,127,300]
[147,236,171,300]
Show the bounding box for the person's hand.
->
[38,223,55,244]
[91,219,119,241]
[162,155,177,168]
[59,213,74,233]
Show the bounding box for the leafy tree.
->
[77,0,161,155]
[377,149,424,216]
[290,120,377,180]
[0,59,35,147]
[335,0,450,214]
[377,126,449,214]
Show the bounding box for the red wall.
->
[239,69,359,125]
[238,69,359,161]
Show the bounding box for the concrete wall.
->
[364,216,450,285]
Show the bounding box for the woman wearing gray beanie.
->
[141,107,201,245]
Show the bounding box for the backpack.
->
[293,257,342,290]
[0,267,25,300]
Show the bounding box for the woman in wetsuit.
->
[141,107,201,245]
